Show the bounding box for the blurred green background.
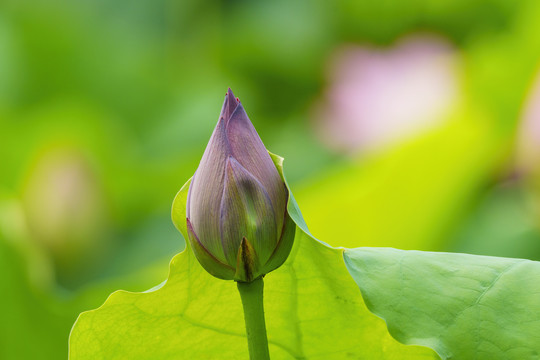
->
[1,0,540,358]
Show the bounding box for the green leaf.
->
[343,247,540,359]
[69,156,438,359]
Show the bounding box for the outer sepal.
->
[234,237,260,282]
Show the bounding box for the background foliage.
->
[1,0,540,358]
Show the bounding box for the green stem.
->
[237,278,271,360]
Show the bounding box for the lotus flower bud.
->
[186,88,295,282]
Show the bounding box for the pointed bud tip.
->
[226,88,237,101]
[221,88,239,122]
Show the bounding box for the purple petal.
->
[187,118,230,263]
[186,218,236,280]
[225,104,287,233]
[186,170,196,219]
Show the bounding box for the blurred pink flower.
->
[517,71,540,172]
[315,35,460,153]
[22,148,108,281]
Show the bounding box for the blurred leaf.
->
[294,0,540,253]
[0,231,170,360]
[335,0,517,44]
[295,113,501,251]
[450,183,540,261]
[344,247,540,359]
[0,237,67,359]
[464,0,540,135]
[69,160,438,359]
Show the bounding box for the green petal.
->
[261,211,296,275]
[220,157,278,266]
